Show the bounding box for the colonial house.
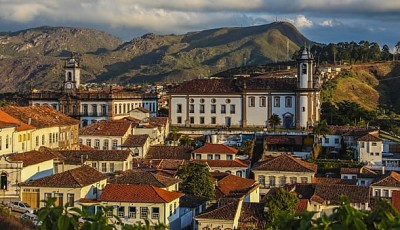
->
[192,143,238,161]
[79,120,133,150]
[252,154,317,195]
[0,149,55,201]
[340,167,378,186]
[53,149,133,174]
[29,54,158,127]
[356,133,383,165]
[109,169,181,191]
[120,134,150,159]
[19,165,107,209]
[194,159,250,178]
[213,172,260,203]
[98,184,183,229]
[370,171,400,198]
[179,195,208,230]
[0,105,80,151]
[291,183,371,218]
[169,47,321,129]
[131,117,170,145]
[128,107,151,120]
[0,110,35,154]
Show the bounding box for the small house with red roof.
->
[370,171,400,198]
[192,143,238,161]
[98,184,183,229]
[252,154,317,195]
[356,133,383,165]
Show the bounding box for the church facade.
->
[168,48,321,129]
[29,55,158,127]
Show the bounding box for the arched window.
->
[1,172,7,190]
[67,72,72,81]
[302,64,307,74]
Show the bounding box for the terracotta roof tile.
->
[192,143,238,154]
[195,201,239,220]
[239,203,266,229]
[340,167,378,178]
[357,134,382,142]
[54,150,131,165]
[8,150,55,167]
[371,171,400,187]
[180,195,208,208]
[110,169,180,187]
[99,184,183,203]
[20,165,107,188]
[79,120,132,136]
[265,135,303,145]
[296,199,309,214]
[146,146,192,160]
[214,174,257,198]
[0,110,35,131]
[392,190,400,211]
[1,105,79,128]
[313,177,357,185]
[194,159,249,168]
[312,184,370,204]
[252,154,317,173]
[122,134,149,147]
[147,117,168,127]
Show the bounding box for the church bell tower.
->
[63,53,80,93]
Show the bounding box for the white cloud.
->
[289,15,313,28]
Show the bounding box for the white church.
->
[168,47,321,129]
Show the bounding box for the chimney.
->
[382,166,385,175]
[28,117,32,125]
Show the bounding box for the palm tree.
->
[312,120,330,159]
[268,114,281,132]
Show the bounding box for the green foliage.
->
[179,135,195,148]
[177,161,215,200]
[239,139,255,158]
[268,114,281,131]
[265,188,298,224]
[268,196,400,230]
[321,101,379,126]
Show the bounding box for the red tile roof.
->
[55,150,131,165]
[392,190,400,211]
[265,135,303,145]
[252,154,317,173]
[192,143,238,154]
[195,201,239,220]
[340,167,378,178]
[371,171,400,187]
[215,174,257,198]
[0,110,35,131]
[1,105,79,128]
[20,165,107,188]
[8,150,55,167]
[79,120,132,136]
[121,134,149,147]
[194,159,249,168]
[313,177,357,185]
[312,184,370,204]
[296,199,309,214]
[357,133,382,142]
[0,120,18,129]
[99,184,183,203]
[110,169,180,187]
[146,146,192,160]
[238,203,266,229]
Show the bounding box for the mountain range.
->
[0,22,311,93]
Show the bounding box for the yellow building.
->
[98,184,183,229]
[19,165,107,209]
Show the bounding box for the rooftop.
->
[252,154,317,173]
[109,169,181,187]
[79,120,132,136]
[192,143,238,154]
[146,145,192,160]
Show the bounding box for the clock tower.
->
[63,53,80,93]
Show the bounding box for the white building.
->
[29,54,159,127]
[356,133,383,165]
[168,48,321,129]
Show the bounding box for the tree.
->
[177,161,215,200]
[179,135,194,148]
[312,120,330,159]
[264,187,298,224]
[381,44,392,61]
[239,139,255,158]
[268,114,281,132]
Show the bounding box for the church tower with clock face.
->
[63,53,80,93]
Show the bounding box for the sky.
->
[1,0,400,50]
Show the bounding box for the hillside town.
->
[1,47,400,230]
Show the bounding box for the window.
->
[44,193,52,201]
[110,163,115,173]
[215,154,221,160]
[101,163,107,172]
[177,117,182,124]
[35,136,39,146]
[190,117,194,124]
[92,162,97,170]
[0,172,7,190]
[67,193,74,206]
[200,104,205,113]
[83,104,88,116]
[301,177,308,183]
[335,138,340,144]
[200,99,205,103]
[269,176,276,187]
[94,139,100,149]
[128,207,136,218]
[280,176,286,186]
[177,104,182,113]
[140,207,148,219]
[112,140,118,149]
[92,105,97,116]
[226,99,231,103]
[118,206,125,218]
[189,104,194,113]
[227,154,233,160]
[152,207,160,219]
[260,97,266,107]
[258,175,265,187]
[274,97,280,107]
[86,139,92,147]
[230,104,235,114]
[372,142,377,146]
[375,189,381,197]
[361,142,365,148]
[221,105,226,114]
[55,193,63,207]
[5,135,9,149]
[375,152,379,156]
[189,98,194,103]
[285,96,292,107]
[42,135,45,145]
[211,98,216,103]
[106,207,113,217]
[324,138,329,144]
[302,64,307,74]
[101,105,107,116]
[211,117,216,124]
[290,177,297,184]
[207,154,213,160]
[211,105,216,113]
[249,97,255,107]
[174,202,177,214]
[103,140,109,150]
[200,117,205,124]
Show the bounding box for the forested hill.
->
[0,22,311,93]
